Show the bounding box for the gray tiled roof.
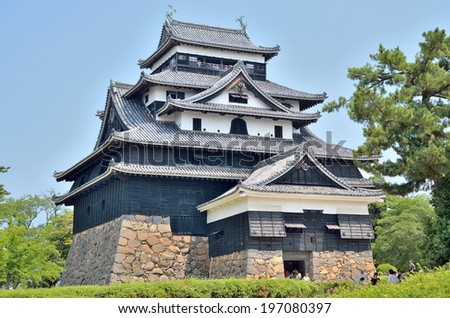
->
[163,20,279,53]
[338,178,375,188]
[112,162,252,180]
[241,184,384,197]
[139,20,280,68]
[237,150,383,197]
[109,81,358,158]
[133,69,326,102]
[55,80,375,182]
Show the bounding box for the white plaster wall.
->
[145,86,199,106]
[151,45,265,71]
[168,111,293,138]
[206,194,374,223]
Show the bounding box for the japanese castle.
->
[55,14,383,285]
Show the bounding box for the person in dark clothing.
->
[370,272,380,285]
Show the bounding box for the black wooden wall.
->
[73,178,125,234]
[207,211,371,257]
[73,176,234,235]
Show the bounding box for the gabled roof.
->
[197,149,384,211]
[155,61,320,125]
[179,61,291,111]
[241,150,352,190]
[124,69,326,107]
[139,20,280,69]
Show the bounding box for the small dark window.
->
[229,93,248,104]
[167,91,185,100]
[286,227,303,234]
[275,125,283,138]
[193,118,202,131]
[87,206,91,216]
[144,94,149,104]
[101,199,106,211]
[304,210,324,221]
[229,118,248,135]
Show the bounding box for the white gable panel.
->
[208,90,272,109]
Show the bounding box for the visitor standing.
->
[388,269,399,284]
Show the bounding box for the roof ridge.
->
[170,19,244,34]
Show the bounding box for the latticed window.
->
[275,125,283,138]
[229,118,248,135]
[192,118,202,131]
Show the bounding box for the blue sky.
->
[1,0,449,199]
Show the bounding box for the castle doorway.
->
[283,260,306,278]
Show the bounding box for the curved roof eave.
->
[139,37,280,70]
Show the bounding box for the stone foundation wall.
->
[209,250,247,278]
[310,250,375,282]
[210,249,284,278]
[62,214,375,285]
[61,216,123,285]
[61,215,209,286]
[246,249,284,278]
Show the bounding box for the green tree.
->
[0,194,73,289]
[371,195,435,270]
[323,28,449,193]
[0,166,9,202]
[424,174,450,266]
[323,28,450,266]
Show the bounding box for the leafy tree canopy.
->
[323,28,450,194]
[0,193,73,289]
[371,195,435,270]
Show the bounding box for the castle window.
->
[274,125,283,138]
[285,223,306,234]
[229,93,248,104]
[144,94,149,104]
[101,199,106,211]
[229,118,248,135]
[166,91,185,100]
[193,118,202,131]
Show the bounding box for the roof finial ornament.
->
[109,80,117,94]
[236,16,247,34]
[165,5,176,27]
[236,15,247,35]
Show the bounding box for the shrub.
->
[0,270,448,298]
[377,263,397,274]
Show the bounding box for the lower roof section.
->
[54,162,251,205]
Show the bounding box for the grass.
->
[0,269,448,298]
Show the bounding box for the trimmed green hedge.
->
[331,268,450,298]
[0,269,448,298]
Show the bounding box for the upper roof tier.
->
[138,20,280,69]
